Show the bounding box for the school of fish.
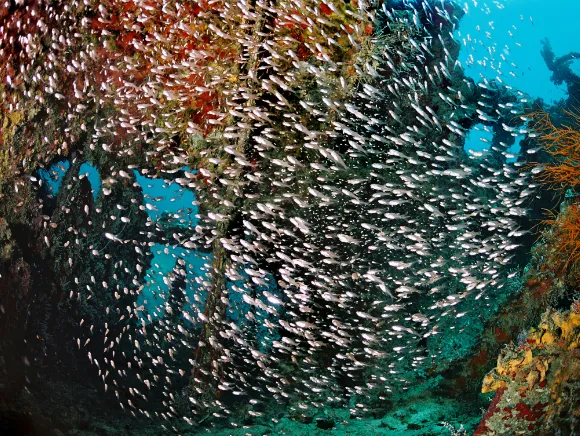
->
[0,0,539,431]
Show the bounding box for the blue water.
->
[137,243,211,320]
[133,169,199,226]
[132,169,282,336]
[508,136,523,162]
[464,123,493,156]
[458,0,579,160]
[132,168,205,320]
[78,162,101,200]
[38,160,70,196]
[572,59,580,76]
[456,0,580,104]
[463,123,522,162]
[38,161,101,199]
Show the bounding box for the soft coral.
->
[534,109,580,280]
[541,204,580,277]
[533,109,580,189]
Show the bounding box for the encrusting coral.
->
[475,306,580,435]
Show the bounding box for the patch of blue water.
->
[507,136,522,162]
[38,160,70,196]
[132,167,282,336]
[464,123,493,155]
[137,243,212,321]
[137,242,283,345]
[78,162,101,201]
[456,0,580,103]
[464,123,522,162]
[133,168,204,321]
[572,59,580,76]
[133,169,199,226]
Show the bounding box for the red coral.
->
[473,388,506,435]
[515,402,537,421]
[475,395,548,434]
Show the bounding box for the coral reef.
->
[476,306,580,435]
